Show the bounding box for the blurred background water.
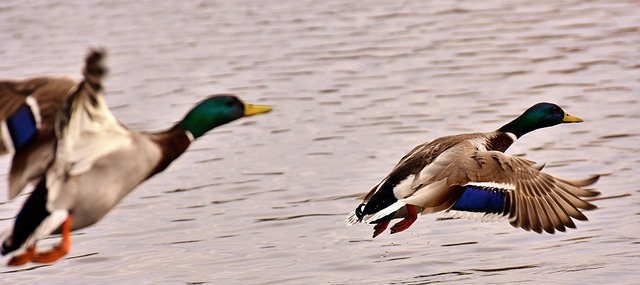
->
[0,0,638,284]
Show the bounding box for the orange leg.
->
[32,215,72,263]
[390,204,418,234]
[7,244,36,266]
[372,220,390,238]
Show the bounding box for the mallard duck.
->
[0,49,272,266]
[0,76,76,199]
[347,103,600,237]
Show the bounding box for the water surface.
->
[0,0,638,284]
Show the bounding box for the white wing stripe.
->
[463,181,516,190]
[24,96,41,126]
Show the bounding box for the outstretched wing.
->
[404,145,600,233]
[46,49,132,211]
[1,77,77,199]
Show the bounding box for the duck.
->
[0,49,272,266]
[346,102,600,237]
[0,76,77,199]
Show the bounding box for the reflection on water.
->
[1,0,639,284]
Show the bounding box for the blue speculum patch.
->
[451,185,507,214]
[7,104,38,151]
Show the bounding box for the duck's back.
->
[357,132,495,219]
[365,131,507,199]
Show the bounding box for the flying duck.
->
[1,49,272,266]
[347,102,600,237]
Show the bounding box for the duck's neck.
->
[491,113,541,152]
[485,131,518,152]
[148,125,193,179]
[498,114,542,139]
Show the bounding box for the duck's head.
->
[179,95,272,139]
[498,102,583,138]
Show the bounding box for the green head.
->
[178,95,272,139]
[498,102,583,138]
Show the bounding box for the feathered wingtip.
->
[555,174,602,203]
[60,48,108,111]
[559,174,600,188]
[56,48,110,145]
[83,48,107,92]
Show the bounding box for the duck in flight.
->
[347,102,599,237]
[1,49,272,266]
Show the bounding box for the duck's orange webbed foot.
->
[32,243,69,263]
[390,204,417,234]
[32,215,71,264]
[7,244,36,266]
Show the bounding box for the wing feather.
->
[419,141,599,233]
[531,181,556,233]
[542,194,564,232]
[1,77,76,199]
[47,50,132,211]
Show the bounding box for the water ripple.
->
[0,0,639,284]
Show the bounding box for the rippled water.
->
[1,0,639,284]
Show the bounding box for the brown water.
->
[0,0,639,284]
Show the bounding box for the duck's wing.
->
[2,77,77,199]
[404,147,600,234]
[0,78,43,123]
[45,49,132,210]
[0,77,76,147]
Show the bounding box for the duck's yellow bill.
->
[562,113,583,123]
[243,102,273,116]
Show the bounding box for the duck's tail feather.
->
[346,211,360,226]
[363,200,407,224]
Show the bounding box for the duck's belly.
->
[53,140,162,231]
